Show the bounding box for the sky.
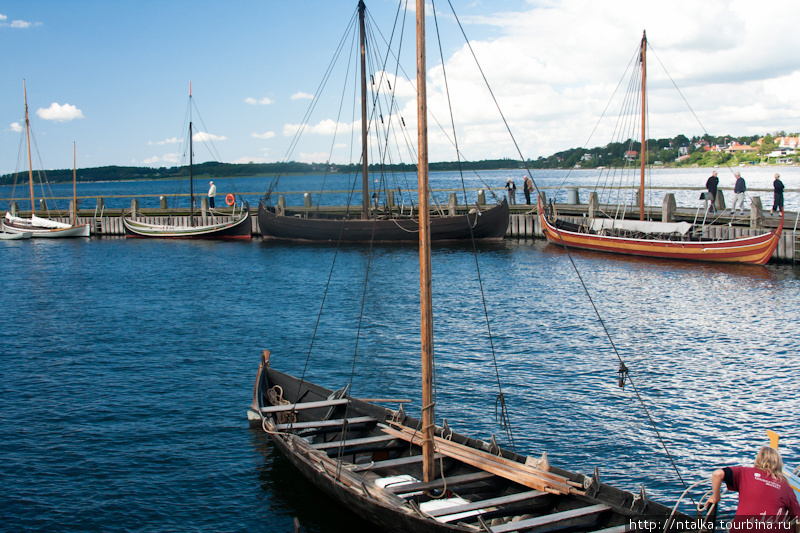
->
[2,0,800,175]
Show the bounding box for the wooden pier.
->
[3,194,798,263]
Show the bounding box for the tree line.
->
[2,132,795,186]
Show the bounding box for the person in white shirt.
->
[208,181,217,209]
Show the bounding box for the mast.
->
[189,83,195,225]
[359,0,370,219]
[416,0,435,484]
[23,80,35,214]
[72,142,77,226]
[639,31,646,221]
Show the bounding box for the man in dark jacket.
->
[731,172,746,215]
[705,171,719,213]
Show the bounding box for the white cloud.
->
[232,156,271,164]
[10,122,23,133]
[251,131,276,139]
[290,92,314,100]
[0,13,39,28]
[296,151,332,163]
[36,103,84,122]
[192,131,226,142]
[141,153,179,165]
[245,97,274,105]
[283,119,355,137]
[148,137,182,146]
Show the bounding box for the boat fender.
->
[225,193,235,206]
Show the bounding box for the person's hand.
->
[705,494,720,507]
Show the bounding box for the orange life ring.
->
[225,194,235,206]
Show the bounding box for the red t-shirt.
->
[726,466,800,531]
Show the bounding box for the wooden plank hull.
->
[1,219,90,238]
[122,207,251,240]
[258,199,509,242]
[249,353,697,532]
[538,197,783,265]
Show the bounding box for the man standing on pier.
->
[208,181,216,209]
[705,171,719,213]
[731,172,746,215]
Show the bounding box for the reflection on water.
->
[0,237,797,530]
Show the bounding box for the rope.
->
[544,210,694,504]
[437,0,516,451]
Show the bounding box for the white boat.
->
[3,81,91,239]
[0,230,32,240]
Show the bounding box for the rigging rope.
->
[434,0,516,450]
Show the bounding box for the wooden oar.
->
[381,423,582,495]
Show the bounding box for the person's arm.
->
[709,468,725,504]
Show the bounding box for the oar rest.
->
[380,422,583,496]
[274,416,377,431]
[260,398,349,414]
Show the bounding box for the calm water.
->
[2,167,798,213]
[1,236,798,532]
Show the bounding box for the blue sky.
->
[2,0,800,175]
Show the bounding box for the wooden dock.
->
[3,201,798,263]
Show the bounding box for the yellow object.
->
[767,429,779,449]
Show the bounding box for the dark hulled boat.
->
[257,0,508,243]
[257,199,508,242]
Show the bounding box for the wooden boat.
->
[1,81,91,239]
[122,206,251,239]
[539,196,783,265]
[249,5,709,532]
[538,33,783,265]
[0,231,32,240]
[258,199,508,242]
[257,1,508,243]
[122,86,251,240]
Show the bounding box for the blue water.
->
[2,167,798,213]
[1,236,799,532]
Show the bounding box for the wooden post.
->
[304,193,312,208]
[130,199,139,218]
[96,197,105,211]
[715,190,726,211]
[662,193,676,222]
[477,190,486,206]
[159,196,168,209]
[588,192,599,218]
[10,202,18,216]
[448,193,457,216]
[750,196,763,229]
[200,197,208,216]
[277,195,286,215]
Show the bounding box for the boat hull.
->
[538,197,782,265]
[122,207,251,239]
[258,199,509,242]
[1,219,90,238]
[0,231,32,240]
[250,354,694,532]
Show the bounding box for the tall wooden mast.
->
[23,80,35,213]
[359,0,370,219]
[189,83,195,226]
[416,0,435,484]
[72,142,77,226]
[639,31,647,221]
